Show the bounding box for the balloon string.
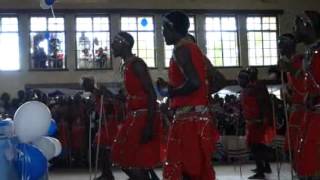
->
[50,6,55,18]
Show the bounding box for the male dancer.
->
[81,77,119,180]
[238,68,274,179]
[278,33,305,168]
[110,32,160,180]
[293,11,320,179]
[158,11,219,180]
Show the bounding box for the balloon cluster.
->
[11,101,61,180]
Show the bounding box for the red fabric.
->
[57,120,69,149]
[287,55,306,104]
[306,48,320,95]
[111,58,161,168]
[240,84,275,145]
[95,119,120,147]
[240,90,260,120]
[163,112,218,180]
[295,111,320,176]
[94,95,121,147]
[124,58,148,110]
[284,108,305,152]
[71,119,86,150]
[294,49,320,176]
[284,55,306,152]
[168,43,208,108]
[111,111,161,168]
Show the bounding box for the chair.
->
[222,135,251,178]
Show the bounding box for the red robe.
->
[57,119,69,153]
[94,97,120,148]
[164,42,219,180]
[295,47,320,176]
[284,55,306,163]
[111,57,161,168]
[240,82,275,146]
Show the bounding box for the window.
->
[164,17,195,67]
[205,16,239,67]
[0,17,19,71]
[30,17,65,70]
[76,16,111,69]
[121,16,155,67]
[247,16,278,66]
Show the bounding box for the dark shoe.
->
[251,166,272,174]
[94,175,114,180]
[94,176,107,180]
[264,165,272,174]
[248,173,265,179]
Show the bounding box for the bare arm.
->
[168,46,201,97]
[132,59,157,143]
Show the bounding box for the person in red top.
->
[157,11,219,180]
[238,68,274,179]
[110,32,161,180]
[81,77,120,180]
[293,11,320,179]
[278,33,306,170]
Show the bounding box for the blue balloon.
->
[47,119,57,136]
[45,0,55,6]
[44,32,50,40]
[14,144,48,180]
[141,18,148,27]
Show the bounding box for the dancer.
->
[238,68,274,179]
[81,76,119,180]
[293,11,320,179]
[110,32,161,180]
[278,33,305,168]
[158,11,219,180]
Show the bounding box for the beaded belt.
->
[173,105,209,120]
[127,109,148,117]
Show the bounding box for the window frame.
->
[28,14,67,71]
[0,15,20,71]
[204,14,241,68]
[74,14,113,71]
[120,14,157,69]
[246,14,280,67]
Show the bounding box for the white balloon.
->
[33,136,56,160]
[14,101,52,143]
[47,137,62,157]
[2,118,14,137]
[40,0,51,9]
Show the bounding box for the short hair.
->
[117,31,134,49]
[80,76,95,86]
[238,69,250,80]
[163,11,190,36]
[246,67,258,81]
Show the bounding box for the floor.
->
[49,163,298,180]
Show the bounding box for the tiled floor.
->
[49,163,298,180]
